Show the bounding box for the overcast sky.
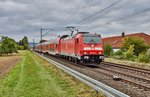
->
[0,0,150,42]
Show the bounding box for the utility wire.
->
[77,0,122,24]
[47,0,98,34]
[45,0,121,33]
[82,0,131,24]
[68,0,102,22]
[116,8,150,22]
[77,1,150,30]
[99,7,150,27]
[41,0,122,35]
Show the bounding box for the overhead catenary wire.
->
[80,0,132,25]
[42,0,122,34]
[41,0,150,36]
[76,0,150,33]
[47,0,100,32]
[76,0,122,24]
[43,0,101,36]
[116,8,150,22]
[98,7,150,27]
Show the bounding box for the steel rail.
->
[36,52,130,97]
[103,62,150,74]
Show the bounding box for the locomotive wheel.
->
[75,58,79,64]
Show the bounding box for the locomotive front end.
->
[80,34,104,64]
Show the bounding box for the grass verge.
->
[0,51,105,97]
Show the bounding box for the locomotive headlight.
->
[84,56,89,59]
[84,52,87,54]
[99,52,101,54]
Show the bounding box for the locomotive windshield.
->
[83,36,101,43]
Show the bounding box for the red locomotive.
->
[35,32,104,64]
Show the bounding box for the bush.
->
[113,45,137,61]
[17,45,24,50]
[112,50,123,59]
[147,49,150,56]
[138,53,150,63]
[104,44,113,57]
[122,45,136,61]
[121,37,149,56]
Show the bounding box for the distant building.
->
[102,32,150,52]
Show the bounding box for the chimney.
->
[122,32,125,37]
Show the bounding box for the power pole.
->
[33,38,35,50]
[40,28,55,53]
[40,28,43,51]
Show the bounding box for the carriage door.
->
[75,38,79,55]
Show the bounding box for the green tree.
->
[0,46,3,56]
[19,36,29,50]
[0,36,18,55]
[121,37,149,56]
[18,40,23,45]
[104,44,113,57]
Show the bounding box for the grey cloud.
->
[0,0,150,42]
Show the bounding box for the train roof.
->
[74,32,101,38]
[76,32,89,34]
[82,33,101,37]
[35,39,60,46]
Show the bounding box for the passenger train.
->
[35,32,104,65]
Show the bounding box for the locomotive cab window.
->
[83,36,101,43]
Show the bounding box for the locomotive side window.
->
[76,38,78,43]
[83,36,101,43]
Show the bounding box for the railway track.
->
[97,62,150,90]
[37,52,150,97]
[93,65,150,90]
[102,62,150,76]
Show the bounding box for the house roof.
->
[102,32,150,48]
